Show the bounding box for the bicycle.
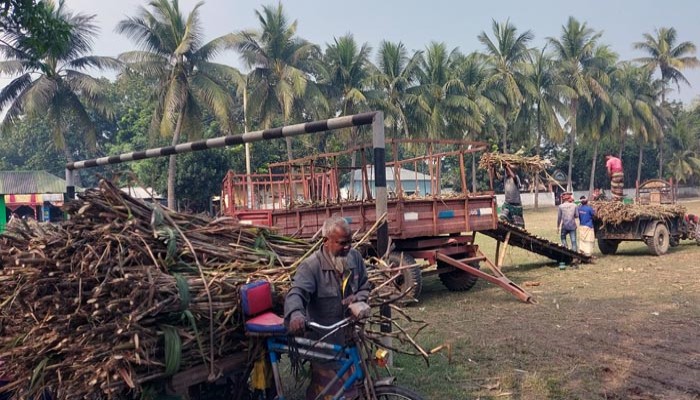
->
[241,281,424,400]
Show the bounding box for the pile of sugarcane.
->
[478,151,553,174]
[0,180,429,399]
[591,201,687,226]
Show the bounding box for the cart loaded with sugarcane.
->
[0,180,440,399]
[592,178,700,256]
[221,139,542,304]
[476,152,594,266]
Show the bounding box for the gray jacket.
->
[284,247,370,331]
[557,202,579,231]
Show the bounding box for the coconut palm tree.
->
[665,104,700,184]
[369,41,422,138]
[322,34,372,117]
[0,0,119,186]
[521,47,571,207]
[608,63,667,184]
[320,34,374,197]
[548,17,608,191]
[409,42,471,139]
[633,27,699,177]
[230,3,321,161]
[116,0,243,209]
[478,19,533,153]
[452,51,498,192]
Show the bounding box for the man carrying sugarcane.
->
[605,154,625,201]
[284,215,371,400]
[499,163,525,228]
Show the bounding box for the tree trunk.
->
[61,138,83,189]
[618,127,626,158]
[501,107,508,153]
[471,153,477,192]
[658,90,665,178]
[566,103,577,192]
[348,126,358,199]
[588,140,599,197]
[285,136,294,161]
[167,112,185,210]
[534,108,542,209]
[658,144,664,178]
[637,144,644,185]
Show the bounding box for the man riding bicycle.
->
[284,216,371,400]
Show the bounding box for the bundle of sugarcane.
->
[591,201,687,226]
[478,151,553,174]
[0,180,432,398]
[0,180,312,399]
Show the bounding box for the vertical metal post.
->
[372,112,392,363]
[244,86,254,209]
[65,168,75,200]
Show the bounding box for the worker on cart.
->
[499,163,525,228]
[605,154,625,201]
[284,216,371,400]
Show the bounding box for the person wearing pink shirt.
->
[605,154,624,201]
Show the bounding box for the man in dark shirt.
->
[284,216,370,400]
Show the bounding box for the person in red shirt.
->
[605,154,624,201]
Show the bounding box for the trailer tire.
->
[438,262,480,292]
[646,223,670,256]
[388,252,422,300]
[597,239,619,255]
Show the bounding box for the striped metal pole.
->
[371,112,393,363]
[64,111,377,200]
[66,112,377,171]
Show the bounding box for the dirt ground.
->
[389,199,700,400]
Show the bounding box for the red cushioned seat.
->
[240,281,286,334]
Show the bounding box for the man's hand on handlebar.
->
[288,315,307,335]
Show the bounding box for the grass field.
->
[386,199,700,399]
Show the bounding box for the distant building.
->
[344,165,433,199]
[120,186,165,204]
[0,171,69,231]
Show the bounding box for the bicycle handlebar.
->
[307,317,352,332]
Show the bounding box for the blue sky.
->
[6,0,700,104]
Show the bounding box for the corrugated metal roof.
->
[0,171,67,194]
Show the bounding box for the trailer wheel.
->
[646,223,670,256]
[438,262,480,292]
[597,239,619,255]
[388,252,422,300]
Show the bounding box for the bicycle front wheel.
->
[359,384,425,400]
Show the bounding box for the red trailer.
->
[221,139,531,302]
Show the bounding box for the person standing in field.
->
[605,154,624,201]
[577,196,596,256]
[557,193,578,252]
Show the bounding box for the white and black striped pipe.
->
[66,112,379,171]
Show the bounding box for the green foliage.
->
[3,5,700,210]
[0,0,71,58]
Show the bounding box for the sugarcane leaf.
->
[29,357,49,392]
[162,325,182,375]
[173,273,190,311]
[181,310,208,365]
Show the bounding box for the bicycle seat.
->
[240,280,286,334]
